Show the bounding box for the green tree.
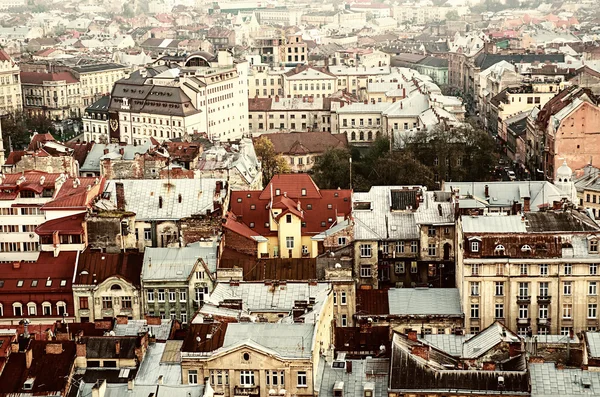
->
[445,10,460,21]
[123,4,135,18]
[355,151,434,191]
[311,148,352,189]
[1,112,56,153]
[254,136,291,183]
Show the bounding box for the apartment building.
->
[21,71,82,119]
[248,96,339,135]
[0,49,22,115]
[82,95,110,143]
[283,33,308,65]
[248,65,286,98]
[70,63,129,110]
[283,65,337,98]
[458,210,600,336]
[575,165,600,219]
[329,65,391,96]
[141,241,217,324]
[352,186,456,289]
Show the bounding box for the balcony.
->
[234,385,260,396]
[537,295,551,304]
[537,317,550,326]
[517,318,531,326]
[516,295,531,304]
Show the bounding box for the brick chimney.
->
[483,362,496,371]
[411,345,429,361]
[116,182,125,211]
[115,340,121,356]
[407,329,418,341]
[484,184,489,198]
[46,343,63,355]
[523,197,530,212]
[104,148,109,155]
[116,316,128,325]
[145,315,162,326]
[25,347,33,369]
[76,342,87,357]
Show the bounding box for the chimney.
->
[403,87,406,97]
[127,379,135,391]
[411,345,429,361]
[437,204,442,216]
[45,343,63,355]
[275,95,279,102]
[346,361,352,373]
[76,342,87,357]
[103,148,109,155]
[116,316,128,325]
[92,380,107,397]
[484,184,489,198]
[25,347,33,369]
[13,261,20,269]
[523,197,530,212]
[483,362,496,371]
[400,102,403,109]
[115,340,121,356]
[116,182,125,211]
[119,148,124,156]
[407,329,418,341]
[157,375,164,385]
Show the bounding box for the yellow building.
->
[0,49,22,115]
[71,63,129,111]
[283,65,337,98]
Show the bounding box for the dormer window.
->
[471,241,479,252]
[275,189,281,196]
[494,244,505,256]
[301,188,307,196]
[590,238,599,253]
[521,244,532,252]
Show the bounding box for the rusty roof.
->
[219,251,317,281]
[181,322,228,353]
[74,250,144,287]
[356,289,390,316]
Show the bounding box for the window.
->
[470,282,480,296]
[564,264,572,275]
[410,261,418,273]
[180,291,187,302]
[518,282,529,298]
[428,243,436,256]
[591,239,598,253]
[158,289,165,302]
[195,287,208,303]
[591,264,598,275]
[495,281,504,296]
[286,236,294,249]
[410,241,418,253]
[13,303,22,317]
[144,228,152,241]
[27,302,36,316]
[181,312,187,324]
[121,296,132,309]
[360,244,372,258]
[169,290,176,302]
[286,214,292,223]
[395,262,405,273]
[340,291,347,305]
[333,291,337,305]
[147,290,154,302]
[495,304,504,319]
[563,281,572,295]
[539,282,549,297]
[563,304,572,319]
[539,264,548,275]
[470,304,479,318]
[338,237,347,246]
[341,314,348,327]
[471,264,480,276]
[589,304,598,319]
[79,297,89,309]
[518,305,528,319]
[188,370,198,384]
[360,265,371,278]
[494,244,505,255]
[102,297,112,309]
[297,371,307,387]
[496,263,504,275]
[240,371,255,386]
[539,304,548,319]
[590,281,597,296]
[42,302,51,316]
[471,241,479,252]
[470,327,480,334]
[561,327,572,336]
[395,242,405,253]
[520,264,529,275]
[428,226,436,236]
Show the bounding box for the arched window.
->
[359,131,364,141]
[521,244,532,252]
[368,131,373,140]
[12,302,22,317]
[0,303,3,316]
[351,131,356,141]
[494,244,505,255]
[56,301,67,316]
[42,301,52,316]
[111,284,122,291]
[27,302,37,316]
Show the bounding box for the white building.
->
[0,49,22,116]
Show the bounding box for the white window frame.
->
[297,371,307,387]
[360,244,372,258]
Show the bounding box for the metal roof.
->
[530,362,600,397]
[387,288,462,316]
[461,215,528,233]
[142,241,218,282]
[222,323,315,358]
[586,332,600,358]
[462,322,520,359]
[135,343,181,385]
[113,319,172,341]
[317,359,389,397]
[419,334,469,357]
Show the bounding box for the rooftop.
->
[387,288,462,317]
[74,250,144,287]
[142,241,218,282]
[222,323,314,359]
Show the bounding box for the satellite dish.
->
[196,336,202,342]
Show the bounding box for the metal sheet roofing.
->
[142,241,218,282]
[461,215,528,233]
[462,322,520,359]
[135,343,181,385]
[223,323,314,358]
[113,319,173,341]
[387,288,462,316]
[530,362,600,397]
[586,332,600,358]
[318,359,389,397]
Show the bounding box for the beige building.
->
[0,49,21,115]
[248,65,286,98]
[21,71,82,119]
[283,33,307,64]
[575,164,600,219]
[72,250,144,322]
[458,210,600,336]
[71,63,129,110]
[283,65,336,98]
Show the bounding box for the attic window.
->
[307,204,312,210]
[494,245,506,255]
[328,204,333,209]
[60,280,67,287]
[275,189,281,196]
[334,192,339,197]
[265,222,269,228]
[328,218,333,223]
[16,280,23,287]
[111,284,122,290]
[247,193,251,198]
[301,188,307,196]
[321,221,326,227]
[46,279,52,287]
[31,280,37,287]
[237,198,242,203]
[249,222,255,228]
[521,245,532,252]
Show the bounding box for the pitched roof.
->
[260,132,347,155]
[387,288,462,316]
[35,213,85,235]
[0,49,12,62]
[20,71,79,84]
[356,289,390,316]
[42,177,105,210]
[0,171,61,200]
[0,252,77,292]
[181,322,228,353]
[222,323,314,358]
[218,255,317,281]
[82,336,139,359]
[74,250,144,287]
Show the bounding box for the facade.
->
[141,241,217,324]
[224,174,352,259]
[283,65,337,98]
[0,49,22,115]
[458,210,600,336]
[248,65,286,98]
[352,186,456,289]
[72,250,144,322]
[82,95,110,143]
[70,63,129,110]
[283,34,308,65]
[20,71,82,119]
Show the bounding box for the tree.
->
[1,112,56,153]
[311,148,351,189]
[355,151,434,191]
[445,10,460,21]
[123,4,135,18]
[254,136,290,183]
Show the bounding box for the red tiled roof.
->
[42,177,105,210]
[4,150,25,166]
[248,97,272,111]
[0,251,77,292]
[28,132,55,151]
[65,142,93,166]
[74,250,143,287]
[228,174,352,237]
[0,49,12,62]
[219,250,317,281]
[0,171,61,200]
[223,212,262,240]
[162,142,202,162]
[356,289,390,316]
[334,325,391,355]
[20,71,79,85]
[35,213,85,235]
[0,340,76,395]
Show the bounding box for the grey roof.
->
[353,187,452,242]
[102,178,225,221]
[462,212,599,234]
[586,332,600,358]
[528,334,580,344]
[206,282,330,313]
[85,95,111,113]
[142,241,218,282]
[71,63,128,73]
[113,319,173,341]
[92,383,204,397]
[444,181,566,212]
[530,362,600,397]
[461,215,528,233]
[419,334,469,357]
[387,288,462,316]
[417,56,448,68]
[135,343,181,385]
[80,142,152,172]
[318,359,389,397]
[462,322,520,359]
[222,323,314,358]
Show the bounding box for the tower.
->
[554,160,577,204]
